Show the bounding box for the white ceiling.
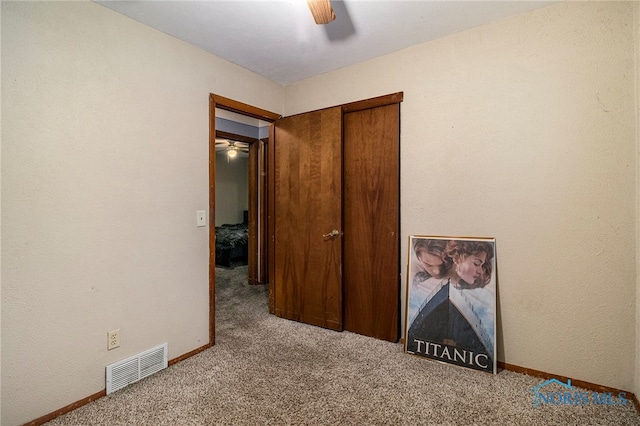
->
[95,0,555,85]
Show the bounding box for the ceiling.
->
[95,1,555,85]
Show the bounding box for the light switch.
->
[196,210,206,227]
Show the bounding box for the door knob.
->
[323,229,340,238]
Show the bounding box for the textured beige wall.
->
[215,155,249,226]
[285,2,637,391]
[1,2,282,425]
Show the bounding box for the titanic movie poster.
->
[405,236,497,374]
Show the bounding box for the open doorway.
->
[214,109,256,271]
[209,94,280,345]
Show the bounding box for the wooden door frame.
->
[209,94,280,345]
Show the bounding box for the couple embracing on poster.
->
[405,236,497,373]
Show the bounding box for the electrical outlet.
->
[107,329,120,350]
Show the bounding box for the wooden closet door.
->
[272,107,343,331]
[343,103,400,342]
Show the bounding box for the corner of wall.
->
[635,0,640,403]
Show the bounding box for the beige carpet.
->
[46,266,639,425]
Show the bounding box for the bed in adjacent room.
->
[215,222,248,268]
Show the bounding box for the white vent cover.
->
[106,343,168,394]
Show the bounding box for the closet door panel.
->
[272,107,343,330]
[343,104,400,342]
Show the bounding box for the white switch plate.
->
[196,210,206,227]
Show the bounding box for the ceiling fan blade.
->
[307,0,335,25]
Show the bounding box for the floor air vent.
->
[106,343,168,394]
